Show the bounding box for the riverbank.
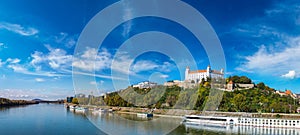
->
[0,98,38,106]
[65,103,300,119]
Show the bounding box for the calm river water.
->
[0,104,299,135]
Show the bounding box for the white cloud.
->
[45,44,72,69]
[131,60,174,73]
[237,36,300,76]
[111,52,135,75]
[131,60,159,72]
[35,78,45,82]
[89,80,104,86]
[65,69,126,80]
[30,51,44,70]
[281,70,297,79]
[99,80,104,85]
[6,58,20,64]
[30,45,72,70]
[7,64,27,73]
[90,81,97,85]
[0,22,38,36]
[73,47,111,71]
[7,64,64,77]
[159,74,169,78]
[0,59,4,67]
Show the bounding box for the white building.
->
[185,65,224,83]
[164,80,184,87]
[132,81,157,89]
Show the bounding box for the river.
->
[1,104,300,135]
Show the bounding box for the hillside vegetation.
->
[77,76,299,113]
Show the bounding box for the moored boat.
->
[69,105,76,111]
[137,113,153,118]
[92,108,107,115]
[183,115,300,129]
[74,107,86,113]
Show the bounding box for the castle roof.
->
[212,70,223,75]
[189,70,206,74]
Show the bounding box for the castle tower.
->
[206,65,211,77]
[185,66,190,80]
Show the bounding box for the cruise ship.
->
[183,122,300,135]
[183,115,300,128]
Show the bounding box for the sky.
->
[0,0,300,100]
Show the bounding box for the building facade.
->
[185,65,224,83]
[163,80,184,87]
[132,81,157,89]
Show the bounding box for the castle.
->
[185,65,224,83]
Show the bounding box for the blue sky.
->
[0,0,300,100]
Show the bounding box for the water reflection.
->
[86,112,182,135]
[85,110,300,135]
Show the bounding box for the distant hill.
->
[32,99,44,102]
[0,98,38,106]
[32,98,64,104]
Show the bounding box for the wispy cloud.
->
[0,42,8,51]
[159,74,169,78]
[131,60,159,72]
[89,81,97,85]
[7,64,65,77]
[121,1,134,38]
[54,32,77,48]
[89,80,104,85]
[35,78,45,82]
[6,58,21,64]
[131,60,174,73]
[0,59,4,67]
[65,69,127,81]
[0,22,38,36]
[0,88,72,100]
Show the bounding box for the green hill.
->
[77,76,299,113]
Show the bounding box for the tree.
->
[232,93,246,112]
[72,98,79,104]
[257,82,266,90]
[239,76,252,84]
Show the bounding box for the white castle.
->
[185,65,224,83]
